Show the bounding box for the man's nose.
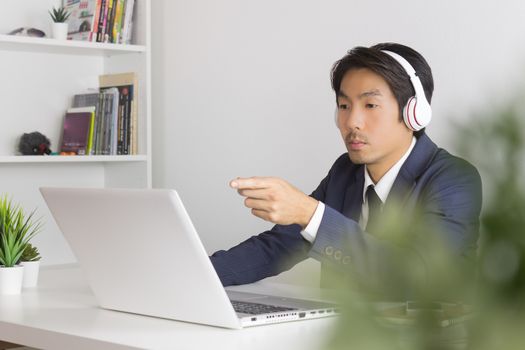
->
[343,108,364,130]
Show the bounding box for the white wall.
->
[151,0,525,283]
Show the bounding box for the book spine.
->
[98,92,108,155]
[110,89,120,154]
[97,0,107,42]
[105,0,115,43]
[119,87,126,155]
[90,0,102,42]
[130,87,134,154]
[113,0,125,44]
[112,105,118,155]
[121,0,135,44]
[102,0,111,43]
[124,86,131,155]
[84,0,99,42]
[117,91,124,155]
[87,111,95,155]
[95,93,105,154]
[104,93,114,155]
[106,91,117,155]
[117,102,124,154]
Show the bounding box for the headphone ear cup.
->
[403,96,417,131]
[403,96,431,131]
[415,99,432,129]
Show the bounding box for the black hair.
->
[330,42,434,136]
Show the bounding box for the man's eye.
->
[365,103,378,109]
[338,104,349,110]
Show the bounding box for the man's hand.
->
[230,177,319,228]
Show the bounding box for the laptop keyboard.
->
[231,300,297,315]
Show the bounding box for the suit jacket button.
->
[324,246,334,256]
[334,250,342,260]
[342,256,351,265]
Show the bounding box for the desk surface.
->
[0,265,335,350]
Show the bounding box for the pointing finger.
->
[229,177,270,190]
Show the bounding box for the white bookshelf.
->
[0,34,146,55]
[0,155,148,163]
[0,0,152,265]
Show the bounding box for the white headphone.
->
[381,50,432,131]
[334,50,432,132]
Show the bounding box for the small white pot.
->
[0,265,24,295]
[21,260,40,288]
[51,22,68,40]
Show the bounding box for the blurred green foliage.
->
[458,101,525,350]
[325,99,525,349]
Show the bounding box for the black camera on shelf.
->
[18,132,52,155]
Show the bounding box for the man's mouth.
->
[345,132,368,151]
[347,139,367,150]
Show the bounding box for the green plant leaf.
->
[0,195,43,267]
[49,6,71,23]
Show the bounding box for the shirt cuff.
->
[300,201,325,243]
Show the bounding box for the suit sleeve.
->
[210,166,334,286]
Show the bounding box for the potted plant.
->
[49,6,71,40]
[0,196,42,295]
[20,243,41,288]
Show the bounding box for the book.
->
[72,92,102,154]
[90,0,102,41]
[93,93,106,154]
[71,90,120,155]
[64,0,99,41]
[97,0,109,42]
[99,72,138,154]
[121,0,135,44]
[100,88,119,154]
[105,0,116,43]
[60,107,96,155]
[112,0,125,44]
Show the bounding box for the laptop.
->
[40,187,337,329]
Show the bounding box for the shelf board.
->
[0,155,148,164]
[0,34,146,56]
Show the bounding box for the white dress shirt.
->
[301,136,417,242]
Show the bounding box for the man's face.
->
[336,68,413,180]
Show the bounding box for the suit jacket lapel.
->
[342,165,365,221]
[385,133,439,209]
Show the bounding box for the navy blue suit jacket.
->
[210,134,482,288]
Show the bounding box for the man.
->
[210,43,482,290]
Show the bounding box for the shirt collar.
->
[362,136,417,204]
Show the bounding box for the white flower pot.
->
[21,260,40,288]
[0,265,24,295]
[51,22,68,40]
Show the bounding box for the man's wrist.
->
[301,201,325,243]
[300,197,319,229]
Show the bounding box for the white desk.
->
[0,265,336,350]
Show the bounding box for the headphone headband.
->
[380,50,432,131]
[381,50,416,76]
